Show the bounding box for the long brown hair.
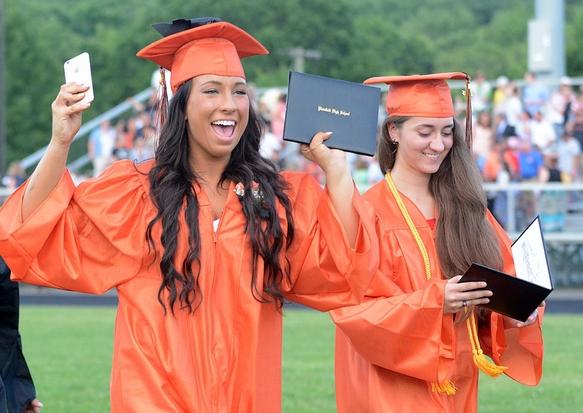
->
[146,80,294,314]
[379,116,503,278]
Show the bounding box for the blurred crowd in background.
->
[3,70,583,231]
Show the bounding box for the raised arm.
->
[300,131,358,247]
[22,83,90,220]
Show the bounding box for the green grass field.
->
[19,307,583,412]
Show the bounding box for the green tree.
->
[339,15,435,82]
[566,2,583,76]
[3,0,569,168]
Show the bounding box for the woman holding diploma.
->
[0,17,377,412]
[331,72,544,413]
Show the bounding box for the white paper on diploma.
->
[511,217,552,289]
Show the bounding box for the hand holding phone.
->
[64,52,94,104]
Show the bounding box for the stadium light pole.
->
[285,47,322,73]
[529,0,565,82]
[0,0,6,175]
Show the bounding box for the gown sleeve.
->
[479,212,544,385]
[330,227,456,384]
[281,172,378,311]
[330,188,456,383]
[0,160,151,294]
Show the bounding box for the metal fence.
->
[481,182,583,287]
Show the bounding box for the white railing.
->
[3,181,583,240]
[19,87,154,172]
[482,182,583,242]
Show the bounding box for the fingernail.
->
[324,131,333,135]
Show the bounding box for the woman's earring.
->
[390,139,398,154]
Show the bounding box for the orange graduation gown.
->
[331,180,544,413]
[0,159,377,413]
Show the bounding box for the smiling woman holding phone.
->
[0,17,377,412]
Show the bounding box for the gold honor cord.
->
[384,172,507,396]
[384,172,432,280]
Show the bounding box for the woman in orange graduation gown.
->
[0,18,377,413]
[331,73,544,413]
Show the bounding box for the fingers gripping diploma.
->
[504,304,542,328]
[300,131,348,175]
[444,275,493,314]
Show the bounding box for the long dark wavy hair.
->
[378,116,503,278]
[146,80,295,314]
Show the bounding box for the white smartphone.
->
[64,52,94,104]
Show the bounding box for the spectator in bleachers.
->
[259,120,282,162]
[522,71,549,118]
[270,92,286,138]
[538,152,567,232]
[514,110,532,143]
[538,152,563,183]
[130,137,154,163]
[87,119,116,177]
[1,162,26,191]
[473,111,494,162]
[517,140,544,181]
[503,138,521,181]
[503,83,522,133]
[569,86,583,151]
[492,75,509,115]
[111,135,132,161]
[367,156,384,186]
[135,112,152,140]
[352,156,370,190]
[124,117,138,146]
[530,111,556,152]
[546,76,575,138]
[493,113,513,142]
[471,71,492,115]
[556,132,581,182]
[516,139,543,229]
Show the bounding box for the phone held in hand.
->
[64,52,94,104]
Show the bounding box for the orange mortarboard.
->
[364,72,472,146]
[137,18,269,93]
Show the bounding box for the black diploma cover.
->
[460,216,553,322]
[282,71,380,156]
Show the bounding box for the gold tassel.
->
[466,313,507,377]
[431,380,457,395]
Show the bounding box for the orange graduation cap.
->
[364,72,473,147]
[137,17,269,93]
